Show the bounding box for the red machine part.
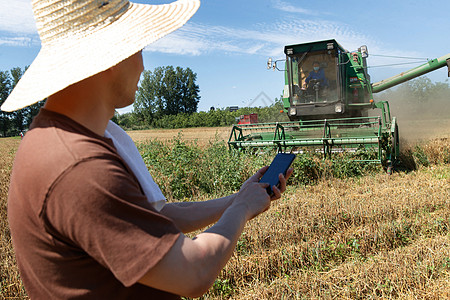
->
[238,113,258,124]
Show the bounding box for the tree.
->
[0,67,45,136]
[133,69,160,124]
[0,71,12,137]
[175,66,200,114]
[10,68,26,133]
[134,66,200,124]
[112,111,141,130]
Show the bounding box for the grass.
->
[1,134,449,299]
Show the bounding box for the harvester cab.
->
[282,39,372,121]
[229,39,450,171]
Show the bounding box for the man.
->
[3,0,292,299]
[303,61,329,89]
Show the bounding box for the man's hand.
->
[241,166,293,198]
[236,166,293,220]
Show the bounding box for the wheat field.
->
[1,125,450,299]
[127,126,232,146]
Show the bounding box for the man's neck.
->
[44,73,115,136]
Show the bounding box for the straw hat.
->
[1,0,200,112]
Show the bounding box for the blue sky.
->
[1,0,449,113]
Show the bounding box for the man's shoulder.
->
[28,109,116,159]
[12,110,120,194]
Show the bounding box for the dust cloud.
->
[373,92,450,147]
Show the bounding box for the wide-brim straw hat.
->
[1,0,200,112]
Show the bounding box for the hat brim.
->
[1,0,200,112]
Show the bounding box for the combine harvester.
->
[228,39,450,170]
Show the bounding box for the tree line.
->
[0,65,204,136]
[1,63,449,136]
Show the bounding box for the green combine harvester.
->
[228,39,450,170]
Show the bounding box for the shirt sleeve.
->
[305,72,311,83]
[42,155,181,287]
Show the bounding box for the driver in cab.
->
[302,61,329,90]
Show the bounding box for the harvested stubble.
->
[0,138,27,299]
[204,168,450,299]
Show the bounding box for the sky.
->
[0,0,449,114]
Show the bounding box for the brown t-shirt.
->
[8,109,181,299]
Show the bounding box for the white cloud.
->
[145,32,205,56]
[271,0,318,15]
[0,0,36,34]
[145,23,268,56]
[144,19,375,61]
[0,36,37,47]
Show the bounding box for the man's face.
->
[313,63,320,72]
[111,51,144,109]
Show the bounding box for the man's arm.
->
[304,71,315,88]
[159,195,236,233]
[138,168,293,298]
[305,72,311,84]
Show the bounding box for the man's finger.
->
[271,185,282,200]
[285,168,294,181]
[277,174,286,193]
[249,166,269,182]
[272,168,294,198]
